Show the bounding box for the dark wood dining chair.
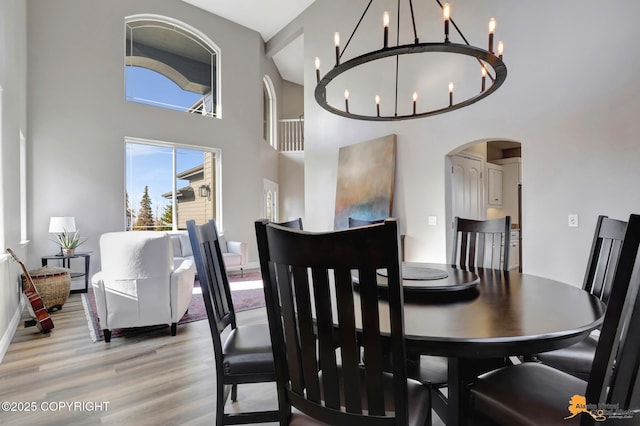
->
[276,217,303,230]
[348,216,385,227]
[469,213,640,426]
[535,215,628,380]
[187,220,278,426]
[451,216,511,271]
[410,216,513,404]
[255,218,432,425]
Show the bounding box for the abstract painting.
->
[334,135,396,229]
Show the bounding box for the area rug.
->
[82,271,265,342]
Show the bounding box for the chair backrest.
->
[255,218,408,425]
[99,231,173,279]
[586,213,640,413]
[348,217,386,228]
[451,216,511,271]
[277,217,304,230]
[582,215,628,304]
[187,220,236,354]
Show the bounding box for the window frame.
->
[124,14,222,118]
[124,136,223,232]
[263,75,277,148]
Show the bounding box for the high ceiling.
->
[181,0,314,85]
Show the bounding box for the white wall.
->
[300,0,640,287]
[26,0,283,275]
[281,80,304,119]
[279,152,305,222]
[0,0,28,358]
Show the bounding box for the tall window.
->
[125,15,221,117]
[20,131,27,242]
[125,139,221,231]
[263,75,277,148]
[263,179,279,222]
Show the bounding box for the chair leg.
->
[216,381,226,426]
[425,385,433,426]
[104,329,112,343]
[171,322,177,336]
[231,384,238,401]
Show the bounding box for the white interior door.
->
[450,153,485,223]
[263,179,279,222]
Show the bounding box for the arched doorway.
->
[445,139,523,271]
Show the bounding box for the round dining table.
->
[354,262,606,425]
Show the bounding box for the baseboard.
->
[0,297,25,364]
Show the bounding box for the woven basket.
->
[22,266,71,311]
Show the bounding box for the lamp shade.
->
[49,216,76,233]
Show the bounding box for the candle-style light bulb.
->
[481,66,487,91]
[334,32,341,65]
[488,18,496,53]
[448,82,454,106]
[383,11,390,48]
[375,95,381,117]
[344,89,350,112]
[412,92,418,115]
[497,40,504,59]
[443,3,451,43]
[315,57,321,83]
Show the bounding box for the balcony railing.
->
[278,118,304,152]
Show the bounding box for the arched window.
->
[263,75,277,148]
[125,15,221,118]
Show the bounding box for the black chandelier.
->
[314,0,507,121]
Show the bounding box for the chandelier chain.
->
[340,0,373,60]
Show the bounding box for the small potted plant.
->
[54,229,86,256]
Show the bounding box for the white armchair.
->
[169,231,248,275]
[91,231,195,342]
[218,235,249,275]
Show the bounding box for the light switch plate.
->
[428,215,437,226]
[568,214,579,227]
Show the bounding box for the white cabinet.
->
[493,157,522,227]
[508,230,520,270]
[486,163,503,207]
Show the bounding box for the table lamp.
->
[49,216,76,255]
[49,216,76,234]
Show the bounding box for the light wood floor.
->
[0,294,443,425]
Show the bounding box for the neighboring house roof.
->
[162,186,194,199]
[177,164,204,180]
[161,163,204,198]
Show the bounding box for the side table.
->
[41,252,91,294]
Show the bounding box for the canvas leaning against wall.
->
[334,135,397,230]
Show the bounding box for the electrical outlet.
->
[428,215,437,226]
[568,214,579,227]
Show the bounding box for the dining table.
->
[352,262,607,425]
